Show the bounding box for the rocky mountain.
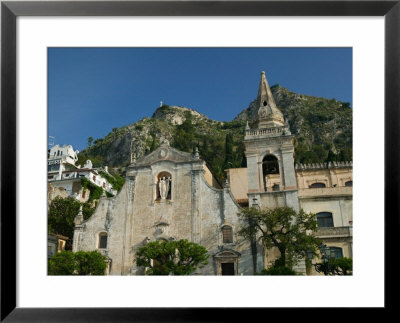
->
[77,86,352,179]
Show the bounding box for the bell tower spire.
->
[256,71,277,110]
[243,72,298,211]
[254,71,284,128]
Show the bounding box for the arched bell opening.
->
[262,155,280,191]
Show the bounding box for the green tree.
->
[135,239,209,275]
[223,133,234,170]
[74,251,108,275]
[173,112,195,152]
[48,197,96,249]
[238,207,321,270]
[48,197,81,244]
[48,250,76,275]
[258,266,297,275]
[339,147,352,162]
[48,250,107,275]
[88,136,93,147]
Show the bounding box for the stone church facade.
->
[72,71,352,275]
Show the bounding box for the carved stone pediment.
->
[214,249,241,258]
[131,141,199,167]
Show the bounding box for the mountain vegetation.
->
[76,86,352,181]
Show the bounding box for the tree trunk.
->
[276,246,286,267]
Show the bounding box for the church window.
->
[156,172,172,200]
[222,226,233,243]
[263,101,267,106]
[98,232,108,249]
[310,182,326,188]
[345,181,352,187]
[316,212,334,228]
[326,247,343,259]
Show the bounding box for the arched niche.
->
[156,171,172,200]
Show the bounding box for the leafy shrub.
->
[258,266,297,275]
[48,251,107,275]
[135,239,209,275]
[81,177,103,202]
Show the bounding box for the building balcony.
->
[244,124,291,140]
[315,226,352,238]
[298,186,352,198]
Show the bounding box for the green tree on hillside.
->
[223,133,234,170]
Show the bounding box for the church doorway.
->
[214,250,241,275]
[221,262,235,275]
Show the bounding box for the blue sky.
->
[48,47,352,151]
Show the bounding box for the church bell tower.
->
[243,71,299,211]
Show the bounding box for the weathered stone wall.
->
[195,177,256,275]
[74,157,258,275]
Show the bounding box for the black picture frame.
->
[1,1,398,321]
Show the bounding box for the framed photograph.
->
[1,1,398,321]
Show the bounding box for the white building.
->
[48,144,117,202]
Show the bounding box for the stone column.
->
[281,148,297,190]
[191,169,202,243]
[246,155,259,192]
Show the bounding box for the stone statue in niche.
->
[159,176,171,200]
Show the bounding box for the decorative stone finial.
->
[245,121,250,131]
[74,205,84,226]
[194,147,200,159]
[130,152,136,164]
[162,138,170,146]
[224,177,230,188]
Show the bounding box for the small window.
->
[310,182,326,188]
[222,226,233,243]
[317,212,334,227]
[345,181,352,187]
[93,175,96,181]
[98,233,107,249]
[327,247,343,259]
